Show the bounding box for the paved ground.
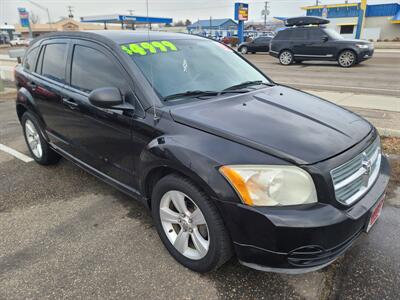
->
[245,51,400,97]
[1,93,400,299]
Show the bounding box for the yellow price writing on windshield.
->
[121,41,178,56]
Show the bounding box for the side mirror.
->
[89,87,123,108]
[322,35,329,42]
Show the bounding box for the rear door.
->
[30,39,72,151]
[290,28,309,57]
[61,39,140,186]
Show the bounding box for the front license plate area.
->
[365,195,385,233]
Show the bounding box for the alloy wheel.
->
[25,119,43,159]
[159,190,210,260]
[240,46,248,54]
[339,51,355,67]
[279,51,293,65]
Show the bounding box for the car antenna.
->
[146,0,159,121]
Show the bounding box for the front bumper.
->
[358,48,374,61]
[216,156,390,273]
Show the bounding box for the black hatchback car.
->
[270,26,374,67]
[238,36,272,54]
[15,31,389,274]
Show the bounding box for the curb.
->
[377,127,400,138]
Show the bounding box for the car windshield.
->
[121,38,271,102]
[324,29,344,40]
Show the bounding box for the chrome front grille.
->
[331,137,381,205]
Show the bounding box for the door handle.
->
[62,97,78,109]
[27,81,37,90]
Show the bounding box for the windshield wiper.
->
[221,80,274,93]
[163,90,219,101]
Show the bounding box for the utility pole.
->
[262,1,269,27]
[67,5,74,19]
[209,16,212,37]
[315,0,320,5]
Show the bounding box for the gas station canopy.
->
[80,14,173,25]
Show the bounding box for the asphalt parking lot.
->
[1,52,400,299]
[245,51,400,97]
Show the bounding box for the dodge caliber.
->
[15,31,390,273]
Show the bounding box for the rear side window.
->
[275,29,292,40]
[23,47,39,72]
[70,45,126,93]
[291,29,308,40]
[41,43,68,83]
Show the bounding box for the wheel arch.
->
[142,164,218,209]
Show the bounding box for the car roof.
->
[32,30,205,46]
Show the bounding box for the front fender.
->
[138,134,225,200]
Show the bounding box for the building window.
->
[340,25,354,34]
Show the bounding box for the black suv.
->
[15,31,389,274]
[270,26,374,67]
[238,36,272,54]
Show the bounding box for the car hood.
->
[169,85,372,165]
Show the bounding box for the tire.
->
[151,174,232,273]
[21,112,61,165]
[279,50,294,65]
[240,46,248,54]
[338,50,356,68]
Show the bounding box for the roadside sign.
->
[18,8,30,28]
[234,3,249,21]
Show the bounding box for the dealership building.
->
[187,18,238,37]
[303,2,400,40]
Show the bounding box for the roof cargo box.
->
[284,16,330,27]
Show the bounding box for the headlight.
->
[219,165,317,206]
[356,44,369,49]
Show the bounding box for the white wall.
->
[364,16,400,41]
[326,17,358,39]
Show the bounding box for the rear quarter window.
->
[23,47,39,72]
[275,29,292,40]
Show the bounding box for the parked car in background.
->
[222,35,239,47]
[269,17,374,67]
[238,36,272,54]
[9,37,30,47]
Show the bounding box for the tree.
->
[174,20,185,27]
[29,11,40,24]
[185,19,192,26]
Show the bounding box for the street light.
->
[26,0,53,29]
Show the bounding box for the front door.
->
[303,28,333,59]
[60,40,140,187]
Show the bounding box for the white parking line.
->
[279,82,400,93]
[0,144,33,163]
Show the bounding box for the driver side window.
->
[70,45,127,93]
